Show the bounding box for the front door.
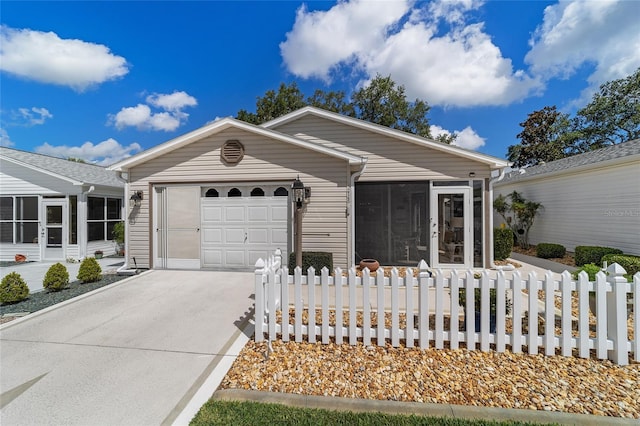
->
[430,187,472,268]
[42,201,66,261]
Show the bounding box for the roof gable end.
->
[262,106,510,169]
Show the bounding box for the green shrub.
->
[572,263,602,281]
[459,288,512,315]
[77,257,102,283]
[0,272,30,304]
[43,262,69,291]
[288,251,333,273]
[493,227,514,261]
[536,243,566,259]
[575,246,623,266]
[601,254,640,277]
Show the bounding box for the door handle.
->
[244,233,248,243]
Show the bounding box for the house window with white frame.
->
[0,196,39,244]
[87,196,122,241]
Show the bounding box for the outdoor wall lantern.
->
[292,176,306,209]
[292,176,307,268]
[129,190,143,207]
[468,172,476,178]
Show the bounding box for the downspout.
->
[489,167,514,270]
[349,158,367,266]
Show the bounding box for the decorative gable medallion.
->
[221,140,244,164]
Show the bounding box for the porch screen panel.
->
[355,182,429,265]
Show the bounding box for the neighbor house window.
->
[0,196,39,244]
[87,196,122,241]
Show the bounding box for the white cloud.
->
[109,91,197,132]
[0,25,128,91]
[430,124,485,150]
[280,0,412,81]
[17,107,53,126]
[0,128,14,147]
[35,138,142,166]
[280,0,540,107]
[525,0,640,103]
[147,91,197,111]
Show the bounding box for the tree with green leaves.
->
[236,82,306,125]
[494,191,543,249]
[507,68,640,165]
[236,75,451,142]
[351,74,433,138]
[573,67,640,152]
[507,106,573,168]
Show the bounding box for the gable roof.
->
[108,117,364,171]
[262,106,510,169]
[496,138,640,185]
[0,146,124,188]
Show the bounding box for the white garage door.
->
[201,190,288,269]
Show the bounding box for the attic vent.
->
[221,140,244,164]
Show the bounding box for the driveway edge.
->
[211,389,637,426]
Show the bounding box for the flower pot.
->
[95,253,103,259]
[359,258,380,272]
[15,254,26,262]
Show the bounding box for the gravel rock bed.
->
[0,274,129,322]
[222,340,640,419]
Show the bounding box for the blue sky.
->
[2,0,639,165]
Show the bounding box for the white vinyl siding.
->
[272,115,493,181]
[127,128,350,269]
[494,160,640,255]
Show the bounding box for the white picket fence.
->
[254,250,639,366]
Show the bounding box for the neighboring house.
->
[109,107,509,271]
[493,139,640,255]
[0,147,125,262]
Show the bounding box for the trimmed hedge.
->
[536,243,566,259]
[288,251,333,273]
[493,228,514,261]
[572,263,602,281]
[575,246,623,266]
[43,262,69,291]
[601,254,640,277]
[77,257,102,283]
[0,272,30,304]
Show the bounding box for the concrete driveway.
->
[0,270,255,426]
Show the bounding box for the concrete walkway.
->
[0,257,126,293]
[0,270,254,426]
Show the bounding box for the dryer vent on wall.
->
[221,140,244,164]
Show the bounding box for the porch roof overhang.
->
[1,155,84,186]
[108,118,366,172]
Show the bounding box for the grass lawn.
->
[190,400,555,426]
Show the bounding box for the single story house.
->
[0,147,125,262]
[109,107,509,271]
[493,138,640,255]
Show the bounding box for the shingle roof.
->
[0,147,124,188]
[497,138,640,184]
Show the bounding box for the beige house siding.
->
[494,159,640,255]
[271,115,493,180]
[126,128,351,268]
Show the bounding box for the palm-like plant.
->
[494,191,542,249]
